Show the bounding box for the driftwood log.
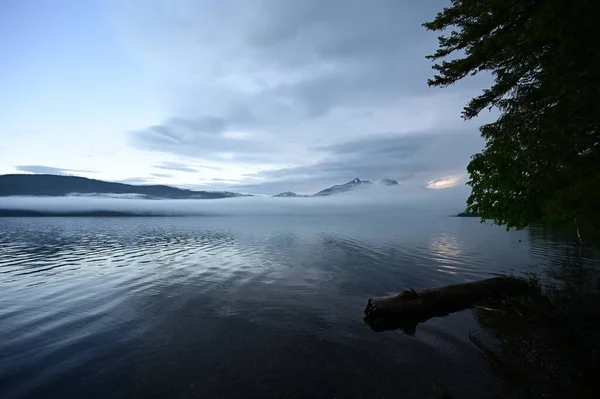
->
[364,276,529,333]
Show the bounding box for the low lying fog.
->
[0,184,470,217]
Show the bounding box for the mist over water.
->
[0,185,471,216]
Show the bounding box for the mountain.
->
[311,177,402,196]
[314,178,373,196]
[380,178,399,186]
[273,191,307,197]
[0,174,243,199]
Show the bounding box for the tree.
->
[424,0,600,231]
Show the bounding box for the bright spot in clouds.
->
[426,176,461,189]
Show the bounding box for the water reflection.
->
[470,230,600,398]
[429,233,465,275]
[0,216,597,398]
[527,226,600,294]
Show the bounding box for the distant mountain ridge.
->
[273,178,400,197]
[380,178,399,186]
[0,174,243,199]
[314,178,372,196]
[273,191,309,198]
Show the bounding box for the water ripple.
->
[1,216,599,398]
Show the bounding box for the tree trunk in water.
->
[364,276,529,333]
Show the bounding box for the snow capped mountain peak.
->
[279,177,400,197]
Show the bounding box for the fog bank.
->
[0,185,470,217]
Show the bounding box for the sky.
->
[0,0,492,195]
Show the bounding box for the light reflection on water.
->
[429,233,465,275]
[0,215,598,398]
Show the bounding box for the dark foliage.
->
[424,0,600,230]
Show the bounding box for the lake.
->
[0,214,597,398]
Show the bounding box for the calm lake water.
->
[1,214,598,398]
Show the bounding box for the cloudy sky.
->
[1,0,491,195]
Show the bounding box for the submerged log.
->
[364,276,529,333]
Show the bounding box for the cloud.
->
[154,161,223,173]
[426,177,462,189]
[15,165,95,175]
[132,121,280,163]
[150,173,174,178]
[235,130,483,194]
[154,161,199,173]
[115,177,153,184]
[115,0,487,191]
[116,0,460,119]
[166,116,227,134]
